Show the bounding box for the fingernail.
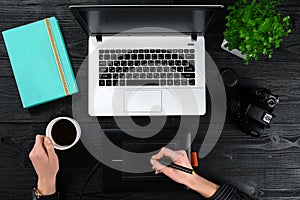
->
[45,138,51,144]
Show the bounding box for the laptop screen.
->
[70,5,223,36]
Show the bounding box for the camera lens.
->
[267,99,276,107]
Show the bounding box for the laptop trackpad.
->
[125,90,162,112]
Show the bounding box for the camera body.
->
[228,87,279,137]
[222,68,279,137]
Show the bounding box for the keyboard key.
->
[114,61,120,66]
[182,73,195,78]
[133,49,138,53]
[139,49,144,53]
[133,73,139,79]
[156,49,160,53]
[99,50,104,54]
[177,67,183,72]
[111,54,117,60]
[125,54,131,60]
[107,61,113,66]
[128,61,134,66]
[119,80,125,86]
[122,49,127,53]
[175,60,181,66]
[129,67,135,72]
[184,49,189,53]
[174,73,180,78]
[138,54,144,59]
[136,67,142,72]
[121,61,127,66]
[167,49,172,53]
[160,79,166,86]
[153,73,159,79]
[182,60,188,66]
[123,67,129,72]
[168,60,174,66]
[172,54,178,59]
[116,67,122,72]
[161,49,166,53]
[99,54,104,60]
[174,79,180,86]
[141,61,147,66]
[99,67,108,72]
[109,67,116,72]
[172,49,178,53]
[155,60,161,66]
[116,49,121,53]
[185,54,195,59]
[126,73,133,79]
[127,49,132,53]
[167,73,173,78]
[152,54,157,59]
[140,73,146,79]
[170,67,176,72]
[143,67,149,72]
[150,67,156,72]
[100,73,112,79]
[104,54,110,60]
[189,79,195,85]
[184,66,195,72]
[104,49,109,53]
[144,49,149,53]
[148,60,154,66]
[126,80,159,86]
[106,80,112,86]
[189,60,195,66]
[99,80,105,86]
[147,73,153,79]
[113,80,118,86]
[134,61,140,66]
[113,73,119,79]
[157,67,163,72]
[163,67,169,72]
[181,79,188,85]
[162,60,168,66]
[150,49,155,53]
[165,54,171,59]
[131,54,137,60]
[99,61,106,66]
[117,54,124,60]
[179,54,184,59]
[160,73,166,78]
[190,49,195,53]
[120,73,125,79]
[145,54,151,59]
[167,80,173,85]
[110,49,115,53]
[178,49,183,53]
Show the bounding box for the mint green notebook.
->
[2,17,78,108]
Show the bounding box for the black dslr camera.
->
[221,69,279,137]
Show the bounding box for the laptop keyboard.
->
[99,49,196,86]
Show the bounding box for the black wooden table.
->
[0,0,299,200]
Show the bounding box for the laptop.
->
[70,5,223,116]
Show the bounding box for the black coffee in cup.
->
[51,119,77,146]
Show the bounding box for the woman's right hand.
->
[151,147,219,198]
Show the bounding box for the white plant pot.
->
[221,39,246,60]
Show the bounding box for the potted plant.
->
[221,0,292,64]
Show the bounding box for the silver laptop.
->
[70,5,223,116]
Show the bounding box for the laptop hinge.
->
[96,35,102,42]
[191,33,197,41]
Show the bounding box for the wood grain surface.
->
[0,0,299,199]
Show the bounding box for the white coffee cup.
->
[46,117,81,150]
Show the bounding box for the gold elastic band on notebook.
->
[45,18,70,95]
